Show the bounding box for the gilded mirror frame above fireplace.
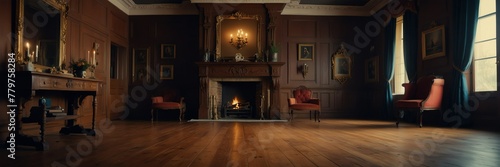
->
[16,0,68,69]
[216,11,261,61]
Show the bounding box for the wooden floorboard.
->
[2,119,500,167]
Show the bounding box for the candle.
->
[93,50,96,66]
[35,45,39,62]
[26,42,30,58]
[31,51,34,62]
[87,51,90,63]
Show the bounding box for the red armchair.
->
[151,95,186,122]
[288,86,321,122]
[395,75,444,127]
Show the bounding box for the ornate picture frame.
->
[161,44,176,59]
[332,44,352,84]
[365,56,379,83]
[132,48,149,83]
[298,43,314,61]
[422,25,446,60]
[160,65,174,80]
[216,11,261,61]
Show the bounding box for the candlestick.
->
[35,45,39,62]
[26,42,30,60]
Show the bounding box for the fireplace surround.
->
[197,62,285,119]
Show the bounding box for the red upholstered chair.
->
[151,96,186,122]
[395,75,444,127]
[288,86,321,122]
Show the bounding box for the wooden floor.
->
[2,119,500,167]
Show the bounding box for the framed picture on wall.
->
[161,44,176,59]
[298,43,314,60]
[365,56,379,83]
[332,44,352,84]
[132,48,149,83]
[160,65,174,80]
[422,25,446,60]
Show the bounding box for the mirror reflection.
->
[216,12,261,61]
[17,0,67,69]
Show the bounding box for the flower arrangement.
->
[269,42,279,54]
[70,58,90,71]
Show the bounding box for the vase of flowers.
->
[70,58,90,78]
[269,42,279,62]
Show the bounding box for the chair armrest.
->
[401,83,415,100]
[288,98,297,105]
[307,98,320,105]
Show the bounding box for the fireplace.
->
[217,79,267,119]
[197,62,285,119]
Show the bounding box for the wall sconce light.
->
[302,63,308,78]
[229,29,248,50]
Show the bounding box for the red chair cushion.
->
[293,89,312,103]
[395,99,423,108]
[289,103,320,110]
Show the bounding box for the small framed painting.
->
[132,48,149,83]
[365,56,379,83]
[160,65,174,80]
[161,44,176,59]
[422,25,446,60]
[298,43,314,61]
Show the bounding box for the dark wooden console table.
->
[11,71,102,150]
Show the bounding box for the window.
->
[393,15,409,95]
[474,0,497,92]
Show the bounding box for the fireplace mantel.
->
[197,62,285,77]
[197,62,285,119]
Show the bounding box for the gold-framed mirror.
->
[16,0,68,70]
[332,44,352,84]
[216,11,261,61]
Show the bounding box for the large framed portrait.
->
[132,48,149,83]
[332,44,352,84]
[365,56,379,83]
[161,44,176,59]
[160,65,174,80]
[422,25,446,60]
[298,43,314,60]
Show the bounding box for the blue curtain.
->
[403,11,418,83]
[449,0,479,111]
[384,18,396,119]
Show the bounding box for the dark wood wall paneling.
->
[129,15,200,120]
[278,16,374,118]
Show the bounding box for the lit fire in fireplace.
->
[232,97,240,109]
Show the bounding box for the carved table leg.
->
[37,103,49,151]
